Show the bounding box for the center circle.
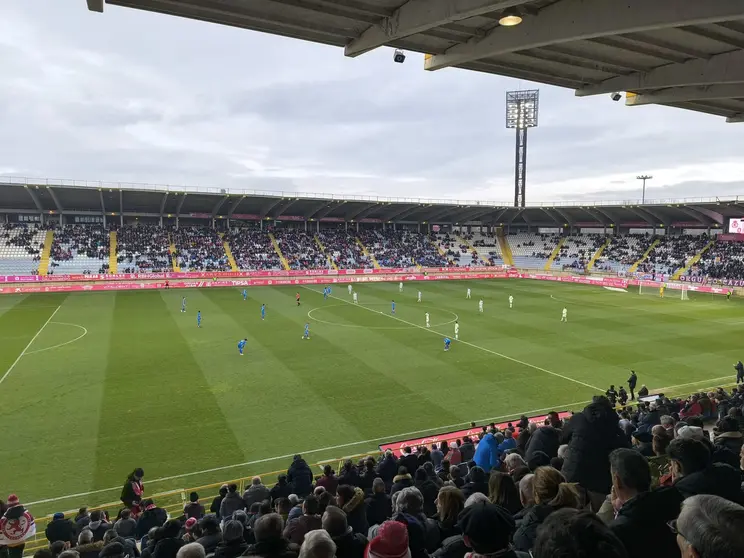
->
[307,303,459,330]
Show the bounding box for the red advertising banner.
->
[231,214,261,221]
[719,234,744,242]
[278,215,305,222]
[379,412,572,456]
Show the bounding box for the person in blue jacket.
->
[473,432,500,472]
[497,429,517,458]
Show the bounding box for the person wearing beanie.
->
[184,492,205,520]
[337,486,368,536]
[1,494,36,558]
[461,467,488,500]
[365,521,411,558]
[183,518,199,543]
[45,512,76,545]
[213,520,248,558]
[458,502,526,558]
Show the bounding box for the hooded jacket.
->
[243,484,271,509]
[341,487,368,536]
[287,458,313,497]
[473,434,500,472]
[609,487,683,558]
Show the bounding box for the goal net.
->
[638,281,688,300]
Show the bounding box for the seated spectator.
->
[413,469,439,518]
[176,543,205,558]
[137,500,168,540]
[213,520,248,558]
[74,529,103,558]
[391,467,413,495]
[184,493,205,520]
[244,513,299,558]
[244,477,271,509]
[674,494,744,558]
[488,472,522,515]
[607,449,682,558]
[88,510,110,542]
[152,519,185,558]
[271,475,293,502]
[45,512,76,544]
[649,434,672,488]
[516,474,535,522]
[457,501,526,558]
[513,466,581,552]
[461,467,489,499]
[504,454,527,475]
[531,508,629,558]
[321,506,366,558]
[284,495,322,545]
[432,486,464,544]
[114,509,137,539]
[298,530,335,558]
[715,416,743,456]
[392,487,438,553]
[668,438,743,502]
[195,515,222,554]
[74,508,90,532]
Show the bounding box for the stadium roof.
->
[86,0,744,123]
[2,177,742,228]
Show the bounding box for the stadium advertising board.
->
[379,411,572,455]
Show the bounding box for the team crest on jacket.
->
[0,511,36,544]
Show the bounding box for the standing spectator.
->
[184,493,205,520]
[243,477,271,509]
[525,425,561,464]
[0,494,35,558]
[430,444,444,471]
[210,486,228,517]
[532,508,629,558]
[136,500,168,540]
[316,467,339,496]
[365,479,392,529]
[674,494,744,558]
[45,513,76,545]
[121,469,145,517]
[561,397,630,511]
[487,472,522,515]
[288,456,314,498]
[337,462,360,489]
[74,508,90,532]
[607,449,682,558]
[391,468,413,495]
[459,438,475,463]
[88,510,110,542]
[376,451,398,489]
[113,509,137,539]
[271,476,293,503]
[220,485,245,519]
[473,432,500,472]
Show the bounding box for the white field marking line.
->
[25,398,591,506]
[307,304,458,330]
[0,305,60,387]
[651,375,736,394]
[23,371,736,507]
[25,322,88,355]
[305,287,604,392]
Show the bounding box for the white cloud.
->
[0,1,742,204]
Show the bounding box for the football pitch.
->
[0,279,740,514]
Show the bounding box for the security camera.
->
[610,92,622,102]
[393,49,406,63]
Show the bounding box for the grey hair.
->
[519,474,535,506]
[78,529,94,545]
[505,453,527,470]
[528,423,538,433]
[677,494,744,558]
[395,487,423,515]
[299,530,337,558]
[660,415,675,427]
[557,444,569,459]
[58,552,80,558]
[464,492,489,508]
[177,543,206,558]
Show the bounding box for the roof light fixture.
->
[499,11,523,26]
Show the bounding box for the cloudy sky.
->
[1,1,743,204]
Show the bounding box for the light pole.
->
[506,90,539,208]
[637,175,653,203]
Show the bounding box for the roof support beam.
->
[99,191,106,215]
[47,187,64,212]
[259,198,284,219]
[675,206,714,226]
[160,192,169,216]
[86,0,103,12]
[553,208,576,226]
[227,196,245,218]
[581,207,610,225]
[345,0,531,57]
[458,207,500,222]
[211,195,229,217]
[24,186,44,213]
[505,209,524,225]
[426,206,459,223]
[627,84,744,105]
[175,193,187,217]
[540,208,563,226]
[346,203,380,221]
[392,206,424,222]
[687,206,724,224]
[384,204,419,221]
[425,0,744,71]
[577,49,744,96]
[120,190,124,216]
[310,201,345,221]
[727,113,744,123]
[273,199,299,219]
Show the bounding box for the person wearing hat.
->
[182,518,199,543]
[631,431,654,457]
[365,521,411,558]
[287,455,314,498]
[45,512,76,545]
[213,520,248,558]
[458,501,528,558]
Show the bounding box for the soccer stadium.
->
[2,1,744,558]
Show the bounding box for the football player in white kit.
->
[466,288,471,299]
[478,299,484,313]
[454,321,459,340]
[509,295,513,308]
[399,282,403,293]
[417,290,422,303]
[425,312,430,328]
[348,284,353,295]
[561,307,567,322]
[353,292,358,304]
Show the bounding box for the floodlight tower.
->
[506,90,539,208]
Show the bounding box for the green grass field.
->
[0,279,740,515]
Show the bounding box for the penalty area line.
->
[0,305,60,387]
[304,287,603,392]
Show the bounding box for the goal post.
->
[680,287,689,300]
[637,281,689,300]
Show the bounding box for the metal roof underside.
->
[4,182,742,227]
[87,0,744,122]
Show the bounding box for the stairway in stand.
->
[168,234,181,272]
[220,233,239,271]
[314,234,338,270]
[269,233,290,271]
[109,231,118,274]
[37,230,54,276]
[586,237,611,271]
[355,237,380,269]
[544,237,566,271]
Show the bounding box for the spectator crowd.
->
[12,382,744,558]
